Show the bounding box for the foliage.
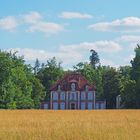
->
[89,49,100,69]
[36,57,64,100]
[0,51,45,109]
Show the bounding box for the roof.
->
[50,72,96,91]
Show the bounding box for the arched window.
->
[53,92,58,100]
[60,92,65,100]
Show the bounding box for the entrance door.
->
[71,103,76,110]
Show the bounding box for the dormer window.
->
[85,85,88,92]
[71,83,76,91]
[58,85,61,91]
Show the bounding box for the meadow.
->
[0,110,140,140]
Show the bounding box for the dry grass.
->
[0,110,140,140]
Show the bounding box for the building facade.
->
[41,73,106,110]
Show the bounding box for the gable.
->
[50,73,96,91]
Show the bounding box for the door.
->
[71,103,76,110]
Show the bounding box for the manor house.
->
[41,73,106,110]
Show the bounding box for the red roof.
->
[51,72,96,91]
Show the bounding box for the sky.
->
[0,0,140,69]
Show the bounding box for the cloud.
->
[59,12,93,19]
[0,16,18,31]
[0,11,64,34]
[117,35,140,42]
[27,21,64,34]
[101,59,119,67]
[60,41,122,53]
[7,47,83,66]
[6,40,122,68]
[124,54,135,64]
[22,11,42,24]
[89,17,140,32]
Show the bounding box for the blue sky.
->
[0,0,140,69]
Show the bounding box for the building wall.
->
[50,90,96,110]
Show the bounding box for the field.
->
[0,110,140,140]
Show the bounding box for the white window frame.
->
[53,92,58,100]
[53,102,58,110]
[88,92,93,100]
[81,92,86,100]
[88,102,92,110]
[81,102,86,110]
[70,92,76,100]
[60,102,65,110]
[60,92,65,100]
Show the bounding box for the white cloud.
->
[59,12,93,19]
[7,47,83,66]
[101,59,119,67]
[124,54,135,64]
[27,21,64,34]
[0,11,64,34]
[6,40,122,68]
[0,16,18,31]
[117,35,140,42]
[22,11,42,24]
[60,41,122,53]
[89,17,140,32]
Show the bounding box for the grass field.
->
[0,110,140,140]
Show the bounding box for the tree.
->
[89,49,100,69]
[102,68,120,109]
[34,58,40,75]
[37,57,64,100]
[0,51,45,109]
[129,44,140,108]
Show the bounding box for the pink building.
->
[41,73,106,110]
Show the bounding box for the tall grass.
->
[0,110,140,140]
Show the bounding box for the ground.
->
[0,110,140,140]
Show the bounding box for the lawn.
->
[0,110,140,140]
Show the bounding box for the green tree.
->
[37,57,64,100]
[102,68,120,109]
[89,49,100,69]
[0,51,45,109]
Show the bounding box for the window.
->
[60,92,65,100]
[88,102,92,110]
[44,104,48,109]
[88,92,93,100]
[60,103,65,110]
[70,92,76,100]
[81,102,86,110]
[71,83,76,91]
[53,92,58,100]
[53,102,58,110]
[85,85,88,92]
[96,103,99,109]
[81,92,85,100]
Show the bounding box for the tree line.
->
[0,45,140,109]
